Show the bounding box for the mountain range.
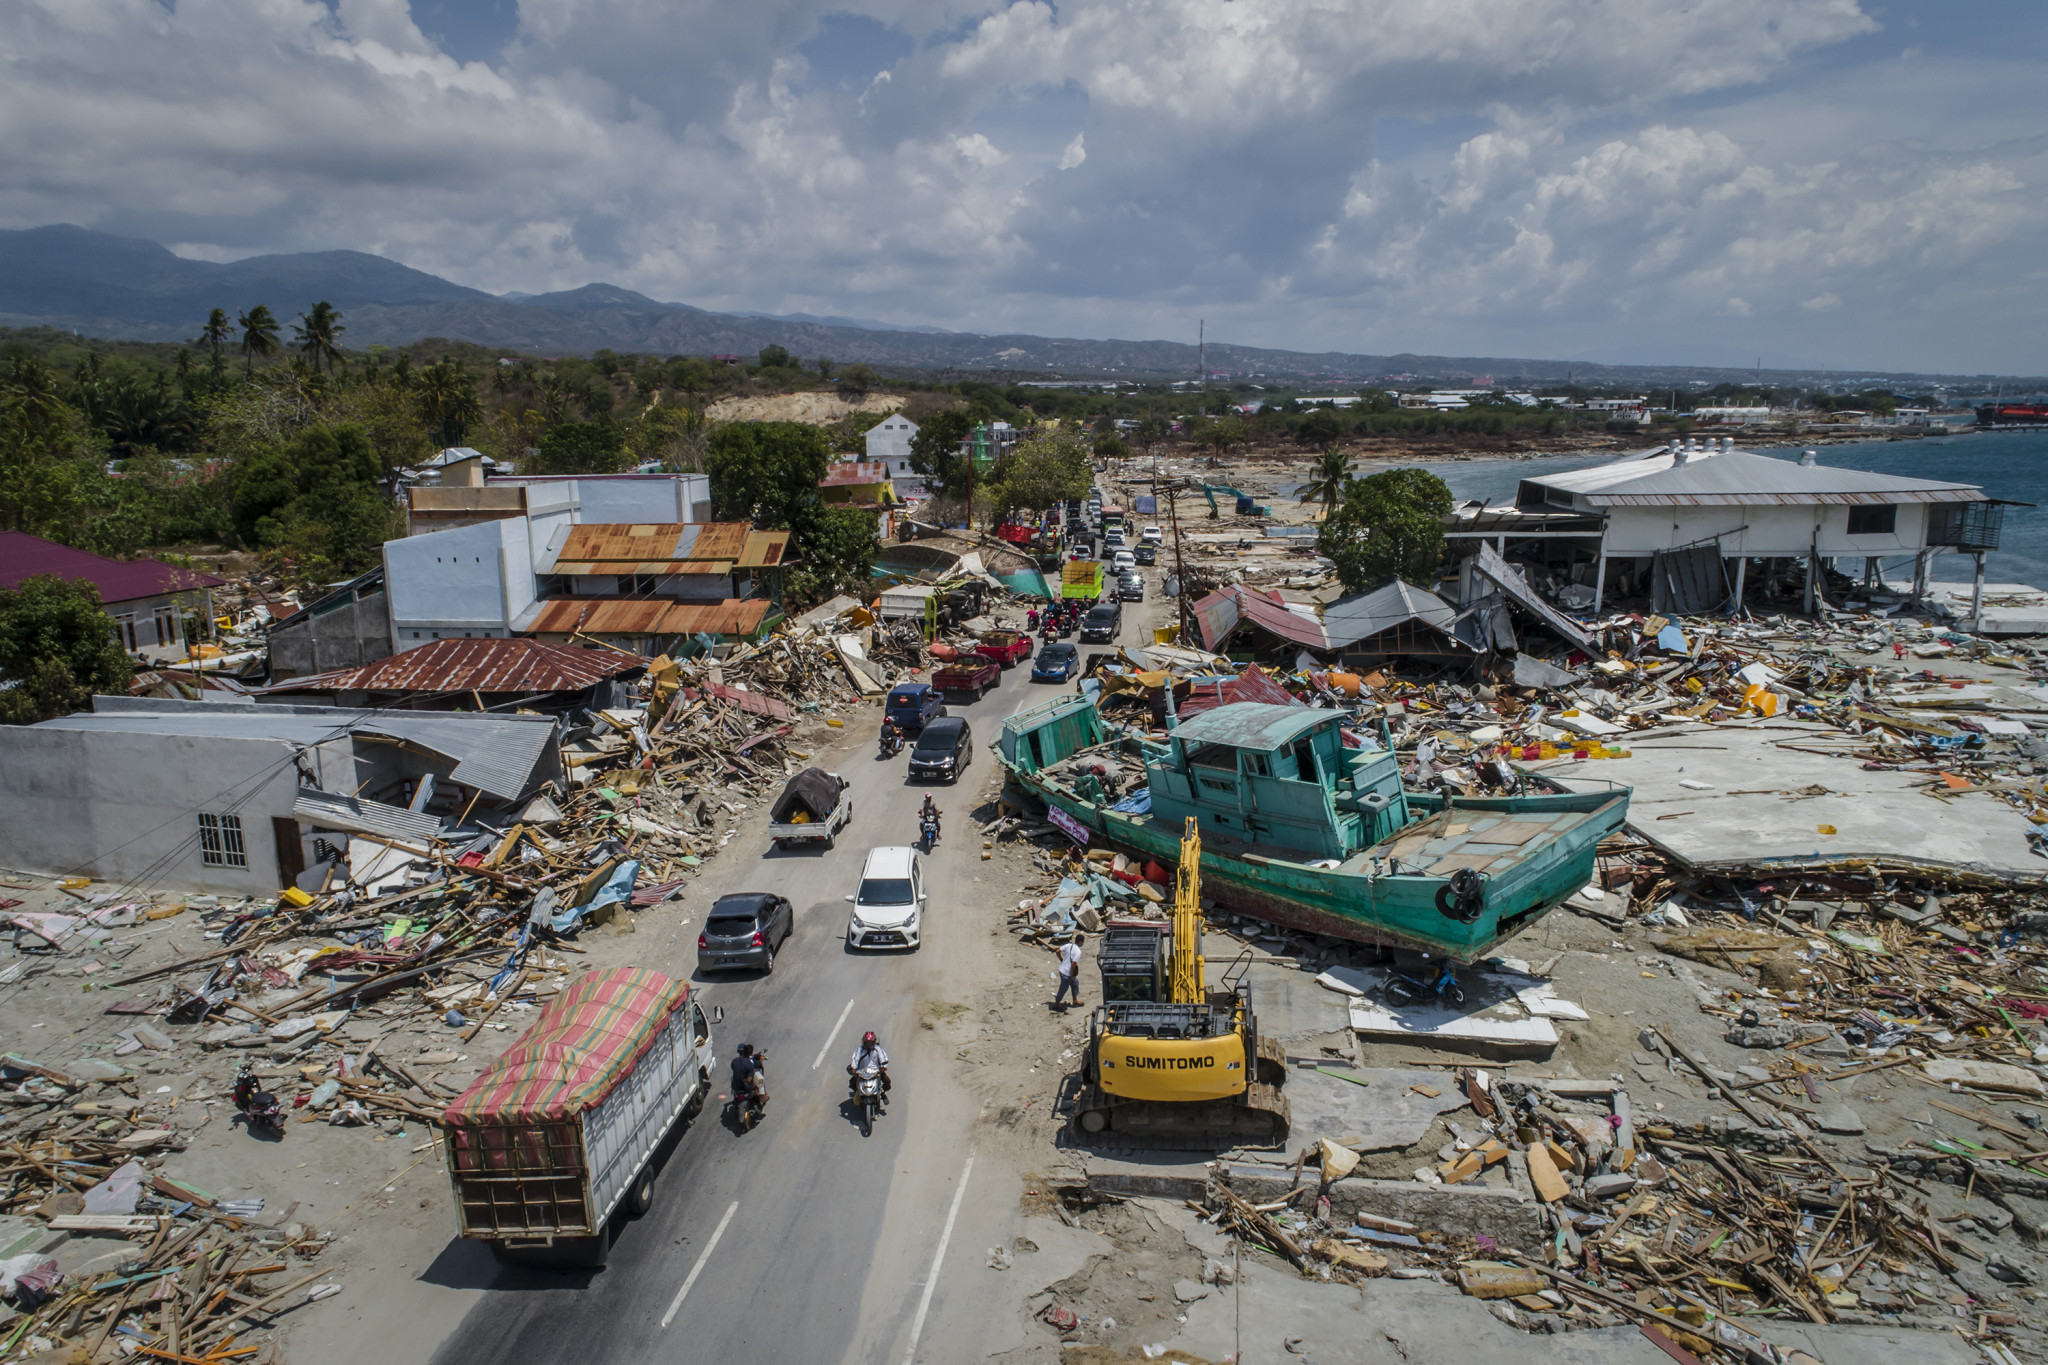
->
[0,224,2017,388]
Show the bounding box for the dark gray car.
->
[696,892,794,974]
[908,716,973,783]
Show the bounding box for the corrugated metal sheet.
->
[553,522,754,573]
[258,637,644,697]
[1191,585,1329,652]
[1525,445,1987,509]
[362,714,557,800]
[522,597,773,638]
[1177,665,1305,718]
[45,702,559,803]
[1473,544,1594,650]
[1322,581,1456,649]
[738,531,790,567]
[408,487,525,513]
[293,787,445,844]
[1171,702,1334,752]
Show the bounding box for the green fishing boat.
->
[997,695,1629,963]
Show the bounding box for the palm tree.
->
[1295,446,1354,518]
[199,309,230,364]
[293,301,346,375]
[238,305,281,375]
[415,360,482,448]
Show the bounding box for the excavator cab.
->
[1072,823,1289,1147]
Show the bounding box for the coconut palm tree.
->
[238,305,281,375]
[293,301,346,375]
[1295,446,1354,518]
[414,360,482,448]
[199,308,230,364]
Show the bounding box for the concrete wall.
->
[866,415,916,463]
[385,517,535,651]
[1605,501,1935,559]
[0,729,354,893]
[268,591,393,678]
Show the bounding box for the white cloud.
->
[0,0,2040,370]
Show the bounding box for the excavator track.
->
[1069,1081,1290,1151]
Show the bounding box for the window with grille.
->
[197,812,247,868]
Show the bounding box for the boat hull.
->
[1009,767,1627,962]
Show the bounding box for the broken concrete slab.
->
[1218,1162,1546,1244]
[1546,719,2046,877]
[1348,997,1559,1055]
[1285,1064,1470,1152]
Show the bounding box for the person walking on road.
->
[1053,935,1084,1010]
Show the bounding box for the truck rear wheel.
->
[628,1167,655,1217]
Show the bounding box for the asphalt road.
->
[426,586,1152,1365]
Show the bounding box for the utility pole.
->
[1198,320,1205,391]
[1167,481,1193,645]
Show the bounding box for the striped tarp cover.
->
[442,967,689,1125]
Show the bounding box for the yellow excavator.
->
[1071,818,1290,1147]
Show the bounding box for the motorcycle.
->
[731,1055,768,1132]
[1386,959,1464,1008]
[853,1070,886,1136]
[878,727,904,758]
[919,814,940,853]
[232,1059,285,1137]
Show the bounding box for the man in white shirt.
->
[1053,936,1084,1009]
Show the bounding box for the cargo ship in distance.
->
[1977,402,2048,428]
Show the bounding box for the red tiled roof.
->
[259,637,645,697]
[0,531,224,605]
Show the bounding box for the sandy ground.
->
[704,391,905,424]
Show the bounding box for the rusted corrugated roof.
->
[1192,585,1330,652]
[522,598,773,638]
[553,522,757,573]
[738,530,791,567]
[259,637,644,697]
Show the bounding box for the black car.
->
[1080,601,1123,642]
[908,716,974,783]
[1133,544,1157,566]
[1116,573,1144,602]
[697,892,794,974]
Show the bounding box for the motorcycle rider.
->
[731,1042,767,1113]
[846,1031,890,1106]
[879,718,903,756]
[919,794,942,841]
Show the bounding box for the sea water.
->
[1409,428,2048,590]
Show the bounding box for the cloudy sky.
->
[5,0,2043,373]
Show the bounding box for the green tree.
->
[293,301,346,375]
[836,363,877,399]
[787,505,878,606]
[228,424,400,582]
[705,421,832,528]
[238,305,281,375]
[1294,409,1343,446]
[0,362,90,538]
[906,410,973,501]
[1092,432,1129,461]
[533,419,629,475]
[1316,468,1453,594]
[995,427,1093,518]
[629,403,708,469]
[757,344,796,370]
[0,575,134,724]
[199,309,231,366]
[414,360,482,448]
[1294,446,1353,518]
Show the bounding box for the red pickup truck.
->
[932,658,1000,698]
[976,630,1035,668]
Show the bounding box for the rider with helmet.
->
[846,1031,890,1105]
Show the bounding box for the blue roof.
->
[1171,702,1335,752]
